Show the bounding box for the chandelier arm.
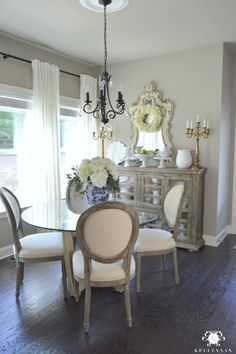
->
[93,111,100,119]
[106,83,125,115]
[106,109,116,120]
[83,100,100,115]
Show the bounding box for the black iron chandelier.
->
[82,0,126,125]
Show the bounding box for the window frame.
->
[0,83,81,216]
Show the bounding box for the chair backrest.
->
[162,182,185,236]
[66,180,89,214]
[76,201,139,265]
[0,187,22,251]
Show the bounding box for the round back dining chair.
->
[134,182,186,292]
[0,187,67,299]
[72,201,139,332]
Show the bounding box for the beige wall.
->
[229,58,236,234]
[108,44,233,237]
[0,33,96,98]
[217,46,234,234]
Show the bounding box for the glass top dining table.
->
[21,199,158,232]
[21,199,157,299]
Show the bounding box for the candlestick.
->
[93,125,113,158]
[86,92,90,103]
[186,120,189,128]
[185,118,211,169]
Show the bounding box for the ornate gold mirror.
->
[129,82,175,154]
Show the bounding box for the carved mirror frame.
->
[129,82,175,155]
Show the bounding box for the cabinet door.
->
[139,175,164,207]
[164,176,192,245]
[118,174,138,201]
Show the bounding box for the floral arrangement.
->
[67,156,120,194]
[134,104,164,132]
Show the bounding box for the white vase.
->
[176,149,192,168]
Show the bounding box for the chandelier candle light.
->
[186,114,210,169]
[81,0,126,124]
[93,125,113,158]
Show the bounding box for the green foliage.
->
[66,167,84,194]
[106,173,120,193]
[0,110,25,149]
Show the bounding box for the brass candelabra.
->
[93,125,113,158]
[186,117,210,169]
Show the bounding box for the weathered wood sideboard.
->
[117,166,207,251]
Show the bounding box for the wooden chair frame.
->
[75,201,139,332]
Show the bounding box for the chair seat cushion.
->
[72,250,135,282]
[134,228,176,252]
[14,232,64,259]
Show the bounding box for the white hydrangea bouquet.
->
[67,156,120,195]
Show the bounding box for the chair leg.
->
[16,262,23,300]
[172,250,179,284]
[162,254,167,271]
[124,284,132,328]
[74,281,80,303]
[20,263,24,284]
[136,254,141,293]
[61,260,68,298]
[84,285,91,333]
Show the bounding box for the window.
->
[0,108,34,211]
[0,84,84,211]
[0,87,33,211]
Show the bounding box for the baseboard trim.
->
[0,245,13,260]
[203,225,229,247]
[228,225,236,235]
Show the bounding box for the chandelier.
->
[81,0,127,124]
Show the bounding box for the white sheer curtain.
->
[62,75,98,169]
[30,59,61,202]
[59,75,99,196]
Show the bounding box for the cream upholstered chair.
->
[134,182,185,292]
[0,187,67,300]
[66,180,88,214]
[72,201,139,332]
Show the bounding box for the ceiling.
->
[1,0,236,65]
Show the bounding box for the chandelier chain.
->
[104,4,107,72]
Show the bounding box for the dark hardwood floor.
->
[0,235,236,354]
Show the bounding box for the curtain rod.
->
[0,51,81,79]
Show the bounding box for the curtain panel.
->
[31,59,61,202]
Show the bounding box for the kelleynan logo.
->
[194,331,232,353]
[202,331,225,347]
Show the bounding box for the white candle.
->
[197,114,200,122]
[187,120,189,128]
[207,120,209,129]
[190,121,193,129]
[203,119,206,127]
